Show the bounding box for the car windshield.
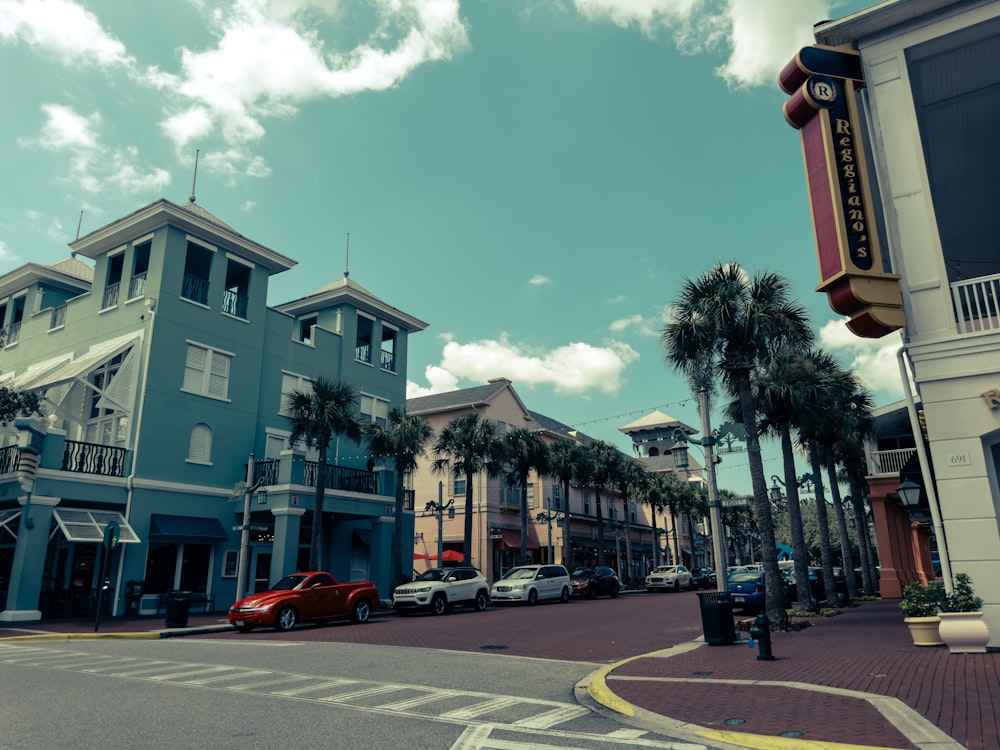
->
[729,572,763,583]
[571,569,592,577]
[272,574,309,591]
[414,569,447,582]
[503,567,539,580]
[655,567,677,573]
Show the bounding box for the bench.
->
[156,592,216,614]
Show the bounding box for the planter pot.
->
[904,616,943,647]
[937,611,990,654]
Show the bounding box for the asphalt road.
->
[1,590,722,750]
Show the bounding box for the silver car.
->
[645,565,693,592]
[490,564,571,605]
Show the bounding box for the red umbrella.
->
[413,552,435,560]
[440,549,464,563]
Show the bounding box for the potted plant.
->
[900,580,944,646]
[937,573,989,654]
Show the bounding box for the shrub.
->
[899,580,944,618]
[940,573,982,613]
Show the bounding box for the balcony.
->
[867,447,917,477]
[0,445,20,474]
[101,282,121,310]
[128,272,147,300]
[952,273,1000,334]
[380,349,396,372]
[182,273,210,306]
[61,440,127,477]
[251,457,379,495]
[4,320,20,347]
[222,289,249,319]
[49,304,67,330]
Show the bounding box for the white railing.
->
[867,447,916,476]
[952,273,1000,334]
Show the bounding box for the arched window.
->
[187,423,212,464]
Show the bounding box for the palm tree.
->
[580,440,620,566]
[643,472,669,567]
[367,408,432,587]
[431,412,504,566]
[611,457,647,588]
[502,428,550,566]
[285,377,363,571]
[663,264,813,627]
[547,439,582,570]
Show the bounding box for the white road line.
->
[319,684,408,702]
[182,669,270,686]
[379,690,459,711]
[271,678,356,696]
[442,696,524,720]
[511,705,590,729]
[150,665,240,681]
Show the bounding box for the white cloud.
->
[0,239,16,263]
[528,274,551,286]
[818,318,904,399]
[0,0,133,68]
[408,334,640,397]
[569,0,842,88]
[35,104,99,150]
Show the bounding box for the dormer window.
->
[380,324,397,372]
[181,240,213,306]
[129,240,151,300]
[222,256,252,319]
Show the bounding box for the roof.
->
[0,257,95,299]
[276,275,428,333]
[406,378,530,417]
[619,410,696,435]
[527,410,595,443]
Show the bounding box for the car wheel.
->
[560,587,570,603]
[673,580,680,592]
[351,599,371,624]
[527,588,538,606]
[474,590,489,611]
[275,606,297,632]
[431,593,447,616]
[588,585,597,600]
[610,586,619,599]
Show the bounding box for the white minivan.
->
[490,564,571,605]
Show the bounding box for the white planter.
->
[937,612,990,654]
[904,616,943,647]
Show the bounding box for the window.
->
[181,240,214,306]
[223,256,252,319]
[527,482,536,509]
[299,315,317,345]
[360,393,388,427]
[355,314,373,363]
[453,477,466,496]
[84,351,129,446]
[380,324,397,372]
[551,484,562,510]
[187,424,212,464]
[182,342,232,400]
[103,251,124,309]
[582,490,591,516]
[279,372,312,416]
[129,240,151,300]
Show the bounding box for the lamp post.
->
[425,481,454,564]
[235,454,266,603]
[670,388,727,591]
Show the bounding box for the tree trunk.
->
[519,474,529,566]
[825,452,858,599]
[463,469,474,566]
[781,425,813,608]
[562,478,573,571]
[595,486,606,566]
[809,443,838,606]
[310,445,328,571]
[392,466,405,586]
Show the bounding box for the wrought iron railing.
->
[50,304,67,329]
[222,289,249,318]
[0,445,20,474]
[867,447,917,475]
[952,273,1000,334]
[355,343,372,363]
[128,272,147,300]
[252,459,280,486]
[303,462,378,494]
[380,349,396,372]
[182,273,210,306]
[61,440,127,477]
[6,320,20,346]
[102,282,120,309]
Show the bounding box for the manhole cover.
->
[723,718,747,726]
[691,670,713,675]
[479,644,509,650]
[779,731,804,738]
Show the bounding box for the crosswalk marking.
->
[319,684,407,702]
[442,696,524,720]
[270,678,356,696]
[511,705,590,729]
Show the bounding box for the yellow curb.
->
[587,653,644,717]
[1,632,161,642]
[698,729,899,750]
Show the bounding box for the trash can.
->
[697,591,737,645]
[124,580,144,617]
[164,590,192,628]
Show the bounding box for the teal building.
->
[0,198,426,621]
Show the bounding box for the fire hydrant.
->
[749,613,775,660]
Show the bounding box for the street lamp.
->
[535,500,564,566]
[235,454,267,603]
[770,473,819,503]
[669,390,727,591]
[896,479,922,508]
[425,481,455,564]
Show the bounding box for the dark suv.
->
[690,567,717,589]
[570,566,620,598]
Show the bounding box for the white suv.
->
[645,565,693,592]
[393,567,490,615]
[490,564,571,605]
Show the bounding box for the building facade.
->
[787,0,1000,644]
[0,198,425,621]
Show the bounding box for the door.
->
[251,549,272,593]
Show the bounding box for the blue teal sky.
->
[0,0,899,495]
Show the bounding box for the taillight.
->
[754,584,765,593]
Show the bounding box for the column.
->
[269,507,305,585]
[0,496,59,622]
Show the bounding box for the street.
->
[1,591,718,750]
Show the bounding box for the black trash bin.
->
[697,591,737,645]
[164,590,192,628]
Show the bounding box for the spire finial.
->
[344,232,350,278]
[189,149,200,203]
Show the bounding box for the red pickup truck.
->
[228,571,380,632]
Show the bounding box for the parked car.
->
[690,567,716,589]
[570,566,620,598]
[645,565,693,592]
[491,564,571,605]
[728,570,791,612]
[392,567,490,615]
[228,571,379,633]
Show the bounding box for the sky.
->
[0,0,902,496]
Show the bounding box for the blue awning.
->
[149,514,228,542]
